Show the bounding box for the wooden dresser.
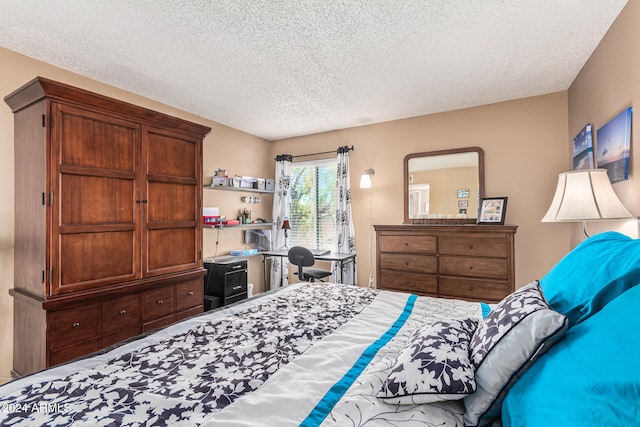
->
[6,77,211,377]
[375,224,517,302]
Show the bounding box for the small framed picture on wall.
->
[477,197,508,225]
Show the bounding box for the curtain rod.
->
[275,145,354,161]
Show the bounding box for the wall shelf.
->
[204,222,273,230]
[205,185,274,194]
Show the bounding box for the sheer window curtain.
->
[270,155,292,289]
[331,146,356,284]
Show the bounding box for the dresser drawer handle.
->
[72,322,80,328]
[469,245,474,250]
[188,291,194,296]
[119,310,126,315]
[157,300,164,304]
[232,285,242,290]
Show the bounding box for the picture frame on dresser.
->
[477,197,508,225]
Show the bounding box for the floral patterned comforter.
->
[0,283,482,427]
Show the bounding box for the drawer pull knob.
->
[188,291,194,296]
[469,245,474,250]
[157,300,164,304]
[119,310,126,315]
[72,322,80,328]
[232,286,242,290]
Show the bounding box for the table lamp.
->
[542,169,632,236]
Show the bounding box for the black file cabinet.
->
[203,259,248,309]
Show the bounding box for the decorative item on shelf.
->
[212,176,227,187]
[360,169,375,189]
[542,169,633,236]
[212,168,228,187]
[266,179,275,192]
[281,218,291,249]
[241,196,262,203]
[240,176,257,188]
[478,197,508,225]
[203,207,221,224]
[241,208,252,224]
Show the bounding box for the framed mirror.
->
[404,147,484,224]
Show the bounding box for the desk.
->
[261,249,356,289]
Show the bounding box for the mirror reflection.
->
[404,147,484,224]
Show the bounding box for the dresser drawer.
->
[439,277,512,302]
[439,236,508,257]
[48,304,99,350]
[380,271,438,295]
[102,294,140,334]
[440,256,508,280]
[380,253,437,274]
[378,235,437,253]
[176,278,204,312]
[142,286,176,321]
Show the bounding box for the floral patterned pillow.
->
[378,318,478,404]
[464,281,568,427]
[469,281,549,369]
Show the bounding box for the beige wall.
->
[271,92,572,292]
[0,47,272,381]
[567,0,640,245]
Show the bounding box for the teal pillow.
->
[501,284,640,427]
[540,231,640,327]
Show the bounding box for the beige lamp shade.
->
[542,169,632,222]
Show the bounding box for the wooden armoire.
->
[5,77,211,377]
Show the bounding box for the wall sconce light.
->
[360,169,375,188]
[542,169,632,236]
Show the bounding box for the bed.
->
[2,231,640,427]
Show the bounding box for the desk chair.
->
[288,246,332,282]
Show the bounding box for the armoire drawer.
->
[102,294,140,335]
[439,256,508,280]
[50,339,100,366]
[379,253,437,274]
[48,304,99,350]
[176,279,204,312]
[142,286,176,321]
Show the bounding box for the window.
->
[289,158,337,250]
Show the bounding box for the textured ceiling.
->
[0,0,629,140]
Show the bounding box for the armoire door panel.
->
[146,228,197,272]
[57,231,137,293]
[147,182,197,222]
[146,130,197,179]
[57,105,138,172]
[60,174,135,225]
